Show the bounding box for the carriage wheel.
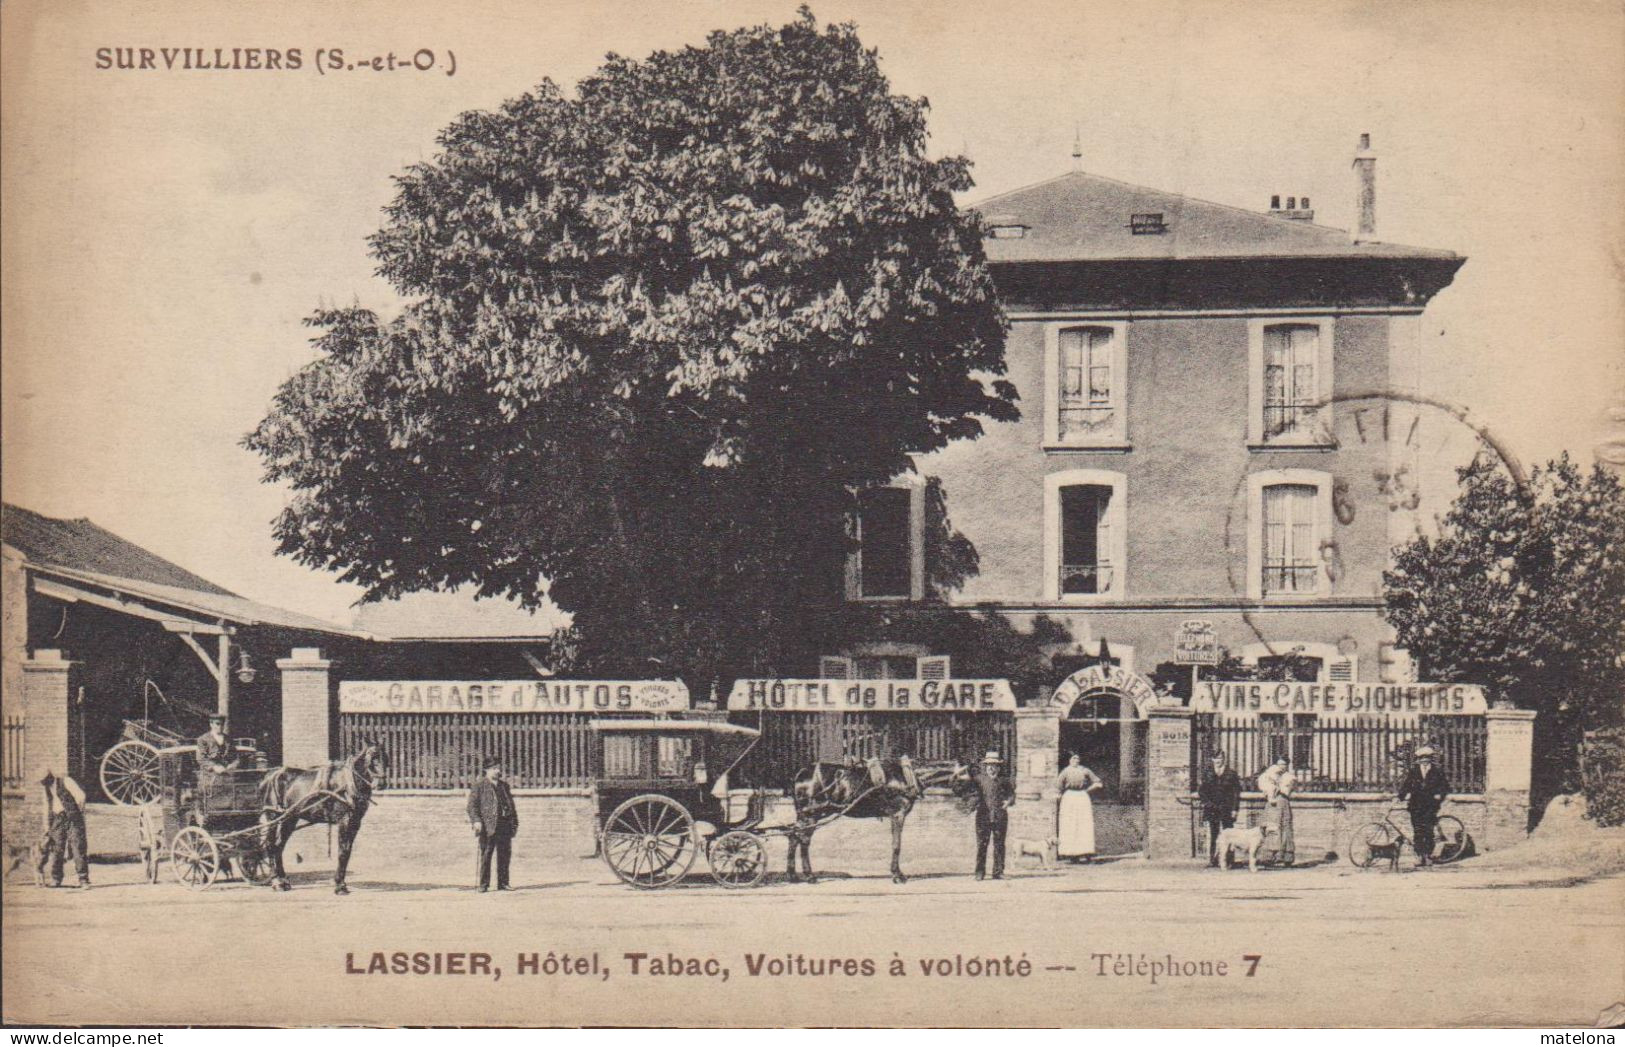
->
[708,831,768,889]
[1347,821,1396,868]
[602,794,697,889]
[232,851,277,886]
[137,805,161,884]
[101,740,161,806]
[1432,816,1469,864]
[170,827,220,890]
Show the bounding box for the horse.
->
[256,742,388,894]
[785,756,971,884]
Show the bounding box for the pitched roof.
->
[973,171,1460,265]
[353,589,571,641]
[3,503,361,637]
[3,503,235,595]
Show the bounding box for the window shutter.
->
[1326,657,1355,683]
[818,656,853,680]
[1095,490,1112,593]
[918,656,951,680]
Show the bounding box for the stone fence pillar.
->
[278,648,333,768]
[1482,707,1536,851]
[1010,706,1059,841]
[1145,706,1195,860]
[20,649,78,782]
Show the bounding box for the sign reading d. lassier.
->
[1191,680,1487,716]
[727,679,1017,712]
[339,680,689,714]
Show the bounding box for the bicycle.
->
[1348,807,1469,869]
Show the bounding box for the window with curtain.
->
[1059,484,1113,595]
[1262,484,1319,594]
[1263,324,1319,438]
[1059,327,1115,439]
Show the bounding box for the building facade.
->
[843,139,1466,690]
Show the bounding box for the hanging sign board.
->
[726,679,1017,712]
[339,680,689,714]
[1174,619,1219,666]
[1190,680,1487,716]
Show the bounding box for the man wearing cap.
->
[195,714,237,802]
[970,751,1016,880]
[467,757,519,891]
[1397,745,1452,867]
[37,769,90,889]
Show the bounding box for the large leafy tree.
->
[247,10,1015,683]
[1383,454,1625,808]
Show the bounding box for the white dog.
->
[1216,824,1269,872]
[1014,837,1058,869]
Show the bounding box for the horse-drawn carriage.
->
[138,743,279,888]
[592,718,970,889]
[593,719,773,889]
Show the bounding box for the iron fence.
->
[1191,714,1486,793]
[339,713,609,790]
[728,712,1016,790]
[3,716,24,789]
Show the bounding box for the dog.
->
[1366,836,1403,872]
[2,839,44,885]
[1216,824,1269,872]
[1013,837,1058,869]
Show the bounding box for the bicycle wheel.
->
[1348,821,1396,868]
[1432,815,1469,864]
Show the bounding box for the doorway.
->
[1059,691,1147,856]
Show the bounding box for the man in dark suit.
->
[467,756,519,891]
[195,714,236,803]
[971,751,1016,880]
[1397,745,1451,867]
[1198,751,1243,867]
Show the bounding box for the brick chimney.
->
[1268,194,1315,221]
[1352,132,1377,242]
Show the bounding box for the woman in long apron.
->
[1056,755,1104,862]
[1257,759,1297,866]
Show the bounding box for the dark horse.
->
[786,756,970,884]
[257,742,388,894]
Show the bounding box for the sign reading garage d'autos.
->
[726,678,1017,712]
[338,680,690,714]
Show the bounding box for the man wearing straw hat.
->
[970,750,1015,880]
[1397,744,1451,867]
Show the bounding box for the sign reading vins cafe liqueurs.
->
[726,678,1017,712]
[1191,680,1487,716]
[339,680,690,714]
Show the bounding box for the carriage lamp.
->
[235,650,258,685]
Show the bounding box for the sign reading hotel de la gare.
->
[338,680,690,714]
[727,679,1017,712]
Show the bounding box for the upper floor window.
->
[1246,469,1334,600]
[847,484,924,602]
[1044,469,1127,602]
[1248,318,1334,448]
[1060,485,1114,596]
[1262,484,1319,595]
[1045,322,1128,449]
[819,655,951,680]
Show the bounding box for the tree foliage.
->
[1383,454,1625,804]
[246,10,1014,682]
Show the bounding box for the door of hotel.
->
[1059,692,1147,856]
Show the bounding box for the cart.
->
[100,720,188,806]
[592,720,773,889]
[591,719,922,890]
[139,744,280,889]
